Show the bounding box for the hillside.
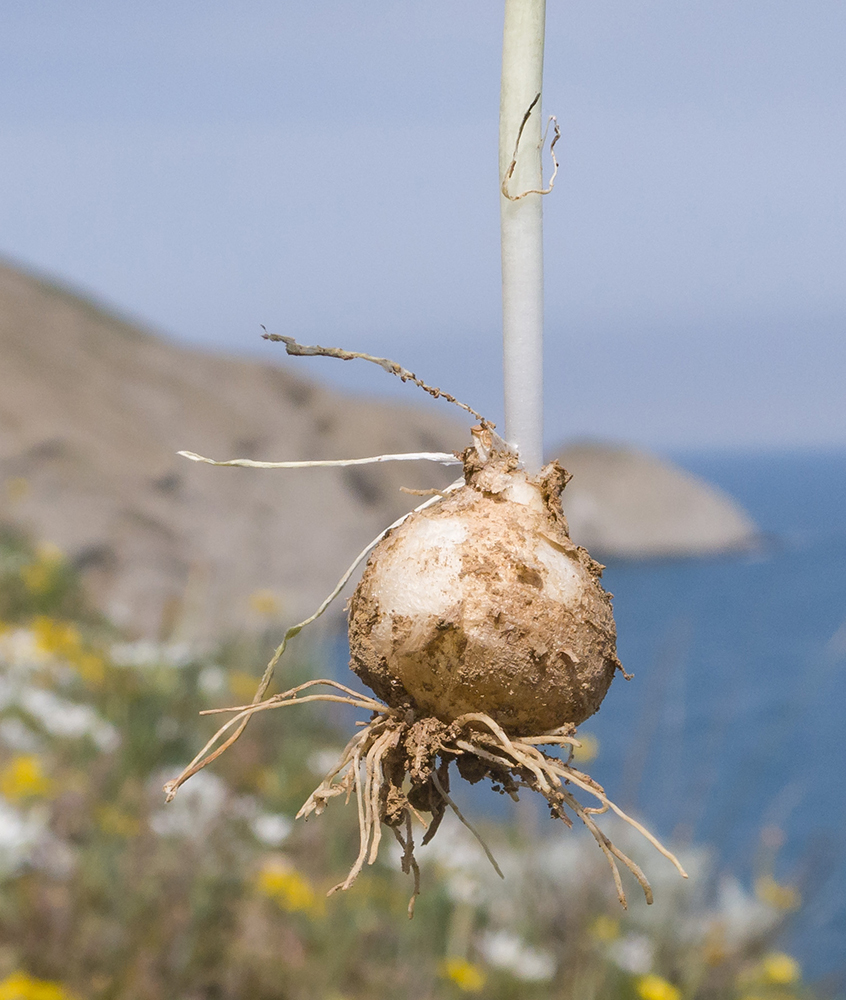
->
[0,259,757,639]
[0,261,464,640]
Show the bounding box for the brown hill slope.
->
[1,260,758,640]
[0,261,465,640]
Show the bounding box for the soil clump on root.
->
[293,685,685,915]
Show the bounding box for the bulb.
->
[349,444,622,735]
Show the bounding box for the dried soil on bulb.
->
[349,446,623,735]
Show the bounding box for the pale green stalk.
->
[500,0,546,473]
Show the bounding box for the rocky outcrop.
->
[555,442,758,560]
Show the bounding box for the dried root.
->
[163,484,462,802]
[261,331,489,425]
[169,680,687,914]
[501,92,561,201]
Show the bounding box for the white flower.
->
[0,800,48,876]
[18,687,119,751]
[198,665,227,695]
[110,640,194,669]
[150,770,228,838]
[0,717,40,752]
[0,627,51,672]
[609,933,654,974]
[478,930,556,982]
[715,875,780,940]
[251,812,293,847]
[308,748,346,776]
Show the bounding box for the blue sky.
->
[2,1,844,450]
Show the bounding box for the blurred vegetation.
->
[0,527,827,999]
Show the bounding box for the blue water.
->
[332,450,846,982]
[588,450,846,982]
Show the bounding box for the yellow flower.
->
[701,924,727,967]
[249,588,282,617]
[572,732,599,763]
[32,617,83,660]
[256,859,324,916]
[229,671,260,703]
[20,545,65,595]
[95,804,141,839]
[0,970,78,1000]
[0,755,53,801]
[589,914,620,942]
[74,651,106,686]
[29,617,106,685]
[636,974,682,1000]
[21,563,54,596]
[5,476,30,505]
[760,952,800,985]
[755,874,801,911]
[440,958,486,993]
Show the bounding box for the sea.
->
[587,449,846,983]
[333,449,846,983]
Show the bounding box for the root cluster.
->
[165,680,687,917]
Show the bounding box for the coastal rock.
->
[555,442,758,560]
